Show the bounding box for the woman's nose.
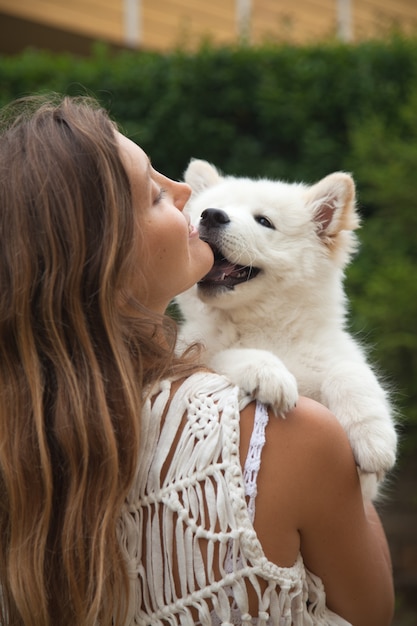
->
[174,181,192,210]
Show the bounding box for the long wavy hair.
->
[0,95,197,625]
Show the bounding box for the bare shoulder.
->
[239,397,358,566]
[240,396,356,488]
[239,398,394,626]
[281,395,353,446]
[284,397,357,474]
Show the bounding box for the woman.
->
[0,95,394,626]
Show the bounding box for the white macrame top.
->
[117,372,351,626]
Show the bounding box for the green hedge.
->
[1,37,416,451]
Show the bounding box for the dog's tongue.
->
[201,260,238,282]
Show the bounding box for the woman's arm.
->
[239,396,395,626]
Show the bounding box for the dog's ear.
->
[183,159,222,194]
[306,172,360,239]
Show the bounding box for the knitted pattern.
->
[243,402,269,525]
[117,372,351,625]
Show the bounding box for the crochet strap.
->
[243,402,269,523]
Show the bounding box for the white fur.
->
[176,160,397,500]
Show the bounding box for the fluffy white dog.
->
[176,160,397,500]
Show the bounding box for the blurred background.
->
[0,1,416,624]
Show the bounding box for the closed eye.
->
[154,187,167,204]
[255,215,275,229]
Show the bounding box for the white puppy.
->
[176,160,397,500]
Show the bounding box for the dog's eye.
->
[255,215,275,229]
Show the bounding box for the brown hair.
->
[0,95,197,625]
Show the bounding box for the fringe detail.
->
[116,373,351,626]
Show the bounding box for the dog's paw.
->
[210,349,299,416]
[347,417,397,498]
[358,470,380,501]
[247,364,299,416]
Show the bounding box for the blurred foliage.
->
[0,36,416,452]
[346,91,417,451]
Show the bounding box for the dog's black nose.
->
[200,208,230,227]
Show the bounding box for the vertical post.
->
[337,0,352,42]
[124,0,141,48]
[236,0,252,44]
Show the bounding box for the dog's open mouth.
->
[198,243,260,290]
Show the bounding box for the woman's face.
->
[116,132,214,313]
